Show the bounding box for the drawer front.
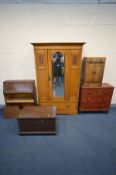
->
[80,96,112,103]
[5,93,34,99]
[79,102,110,111]
[39,101,78,114]
[80,88,113,97]
[6,102,35,108]
[18,118,56,133]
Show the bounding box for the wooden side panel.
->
[68,50,81,99]
[34,50,49,102]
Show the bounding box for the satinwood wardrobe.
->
[32,43,85,114]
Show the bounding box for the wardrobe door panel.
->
[34,50,49,102]
[68,50,81,99]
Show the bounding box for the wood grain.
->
[81,57,106,86]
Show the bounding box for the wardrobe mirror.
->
[52,51,64,97]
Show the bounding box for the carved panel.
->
[38,55,44,65]
[72,55,77,65]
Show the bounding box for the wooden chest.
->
[3,80,37,108]
[81,57,106,86]
[79,83,114,112]
[4,106,56,135]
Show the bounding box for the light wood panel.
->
[68,50,82,99]
[34,49,49,102]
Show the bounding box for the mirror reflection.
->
[52,51,64,97]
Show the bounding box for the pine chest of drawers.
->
[79,83,114,112]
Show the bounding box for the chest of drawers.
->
[79,83,114,112]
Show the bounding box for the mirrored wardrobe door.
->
[48,50,68,99]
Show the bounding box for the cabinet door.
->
[83,57,106,84]
[34,50,49,102]
[84,62,95,83]
[68,50,81,99]
[93,62,105,83]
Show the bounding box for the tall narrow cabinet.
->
[32,43,85,114]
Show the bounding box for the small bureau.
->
[3,80,37,108]
[79,83,114,112]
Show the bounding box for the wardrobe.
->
[32,43,85,114]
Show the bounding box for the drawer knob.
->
[104,91,107,94]
[101,104,105,108]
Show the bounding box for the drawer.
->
[5,93,34,99]
[57,104,77,109]
[56,107,78,115]
[79,102,110,111]
[80,88,113,97]
[40,102,77,109]
[79,96,112,103]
